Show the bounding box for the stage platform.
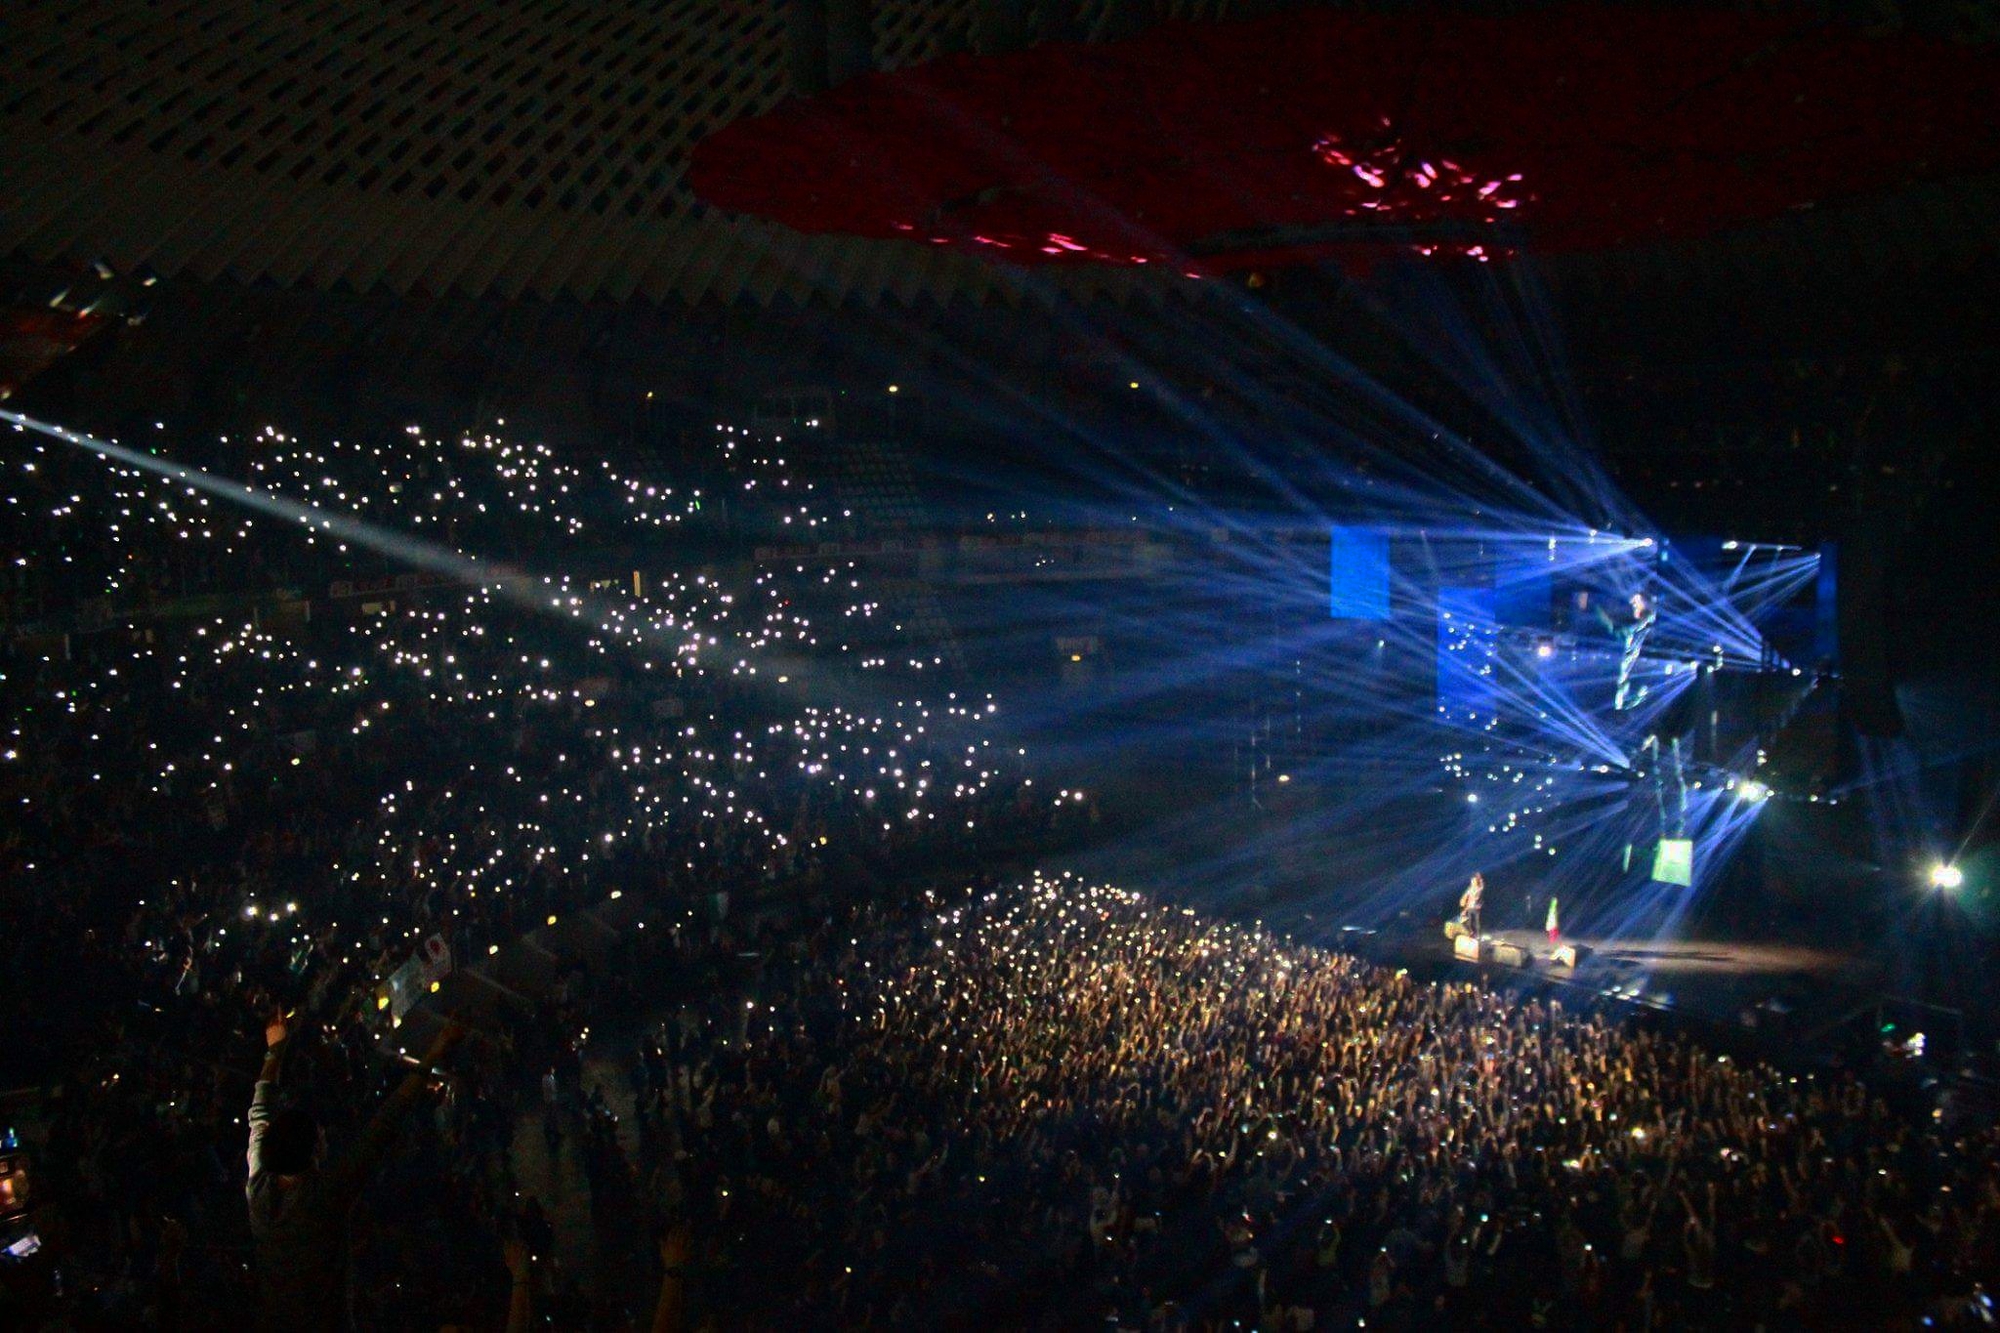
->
[1474,928,1857,982]
[1362,921,1882,1040]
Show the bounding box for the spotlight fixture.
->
[1534,640,1555,659]
[1736,779,1770,802]
[1928,862,1964,891]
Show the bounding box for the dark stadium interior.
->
[2,0,1999,1328]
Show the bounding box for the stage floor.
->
[1478,928,1859,981]
[1372,923,1882,1036]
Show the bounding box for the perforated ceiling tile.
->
[0,0,1173,304]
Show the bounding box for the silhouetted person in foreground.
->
[245,1013,466,1332]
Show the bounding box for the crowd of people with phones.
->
[2,411,1994,1330]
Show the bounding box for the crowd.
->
[3,408,1996,1331]
[0,411,1064,1326]
[645,872,1999,1329]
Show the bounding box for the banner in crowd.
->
[381,934,454,1020]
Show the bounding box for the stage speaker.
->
[1490,942,1529,968]
[1453,934,1486,962]
[1551,943,1591,969]
[1444,920,1468,941]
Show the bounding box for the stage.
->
[1365,921,1882,1040]
[1471,927,1856,981]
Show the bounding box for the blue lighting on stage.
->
[1328,524,1391,619]
[914,259,1844,960]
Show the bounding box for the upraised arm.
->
[246,1012,290,1179]
[328,1019,467,1194]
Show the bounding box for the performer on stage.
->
[1641,731,1689,840]
[1545,895,1561,945]
[1459,872,1485,938]
[1579,589,1657,711]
